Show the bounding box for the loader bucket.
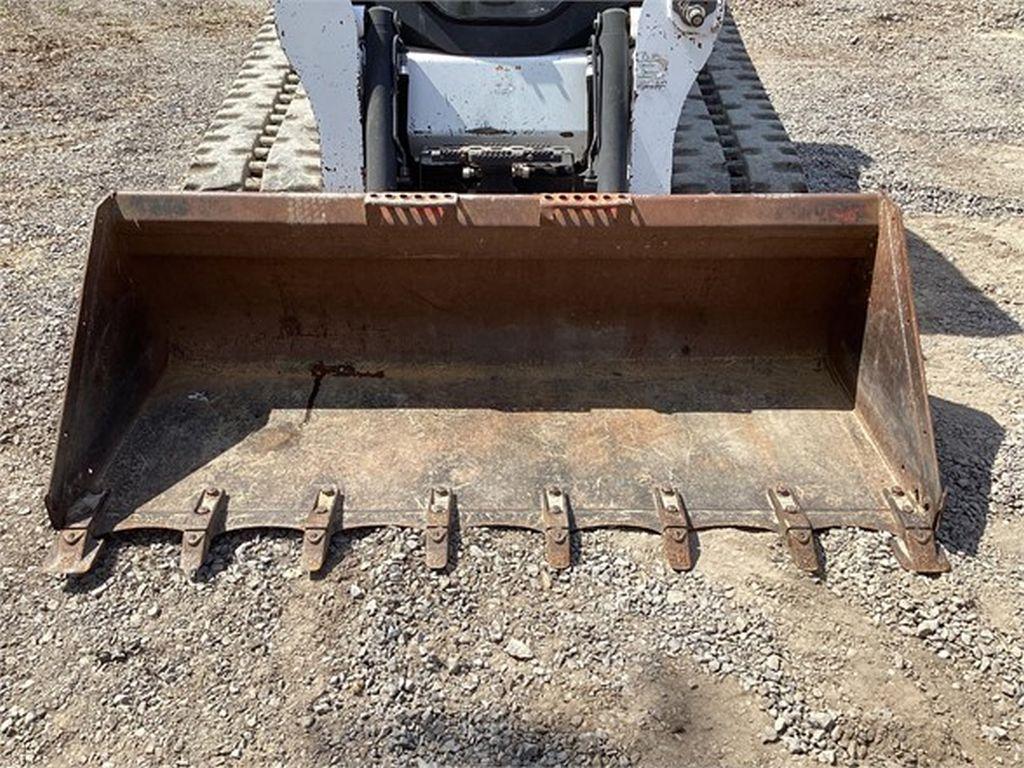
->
[45,192,947,576]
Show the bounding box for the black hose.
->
[595,8,630,192]
[364,7,399,191]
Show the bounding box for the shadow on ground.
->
[307,711,624,766]
[796,141,1020,338]
[930,396,1005,557]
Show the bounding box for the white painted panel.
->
[405,50,590,161]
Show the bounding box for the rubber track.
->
[191,10,804,195]
[242,71,298,192]
[261,83,323,192]
[671,85,731,194]
[686,13,809,193]
[183,12,305,192]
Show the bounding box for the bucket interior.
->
[48,193,939,534]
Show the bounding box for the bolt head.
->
[306,530,325,544]
[675,1,707,27]
[63,530,84,545]
[429,528,448,543]
[911,529,933,545]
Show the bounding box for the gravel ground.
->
[1,1,1023,766]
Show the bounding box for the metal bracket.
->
[654,486,695,571]
[302,486,343,573]
[365,192,457,226]
[181,488,228,575]
[425,487,454,570]
[768,487,822,573]
[539,193,633,227]
[540,487,571,570]
[884,486,949,574]
[45,490,109,575]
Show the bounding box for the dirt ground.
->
[1,1,1023,767]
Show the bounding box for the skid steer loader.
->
[45,0,949,578]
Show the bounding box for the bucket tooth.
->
[180,488,227,575]
[45,490,109,575]
[302,485,342,574]
[884,487,949,574]
[540,487,572,570]
[425,487,454,570]
[768,487,822,574]
[654,486,695,572]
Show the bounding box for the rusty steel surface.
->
[43,490,108,575]
[425,487,454,571]
[540,488,572,570]
[654,487,695,572]
[180,488,227,575]
[45,192,947,576]
[768,486,823,574]
[301,485,342,573]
